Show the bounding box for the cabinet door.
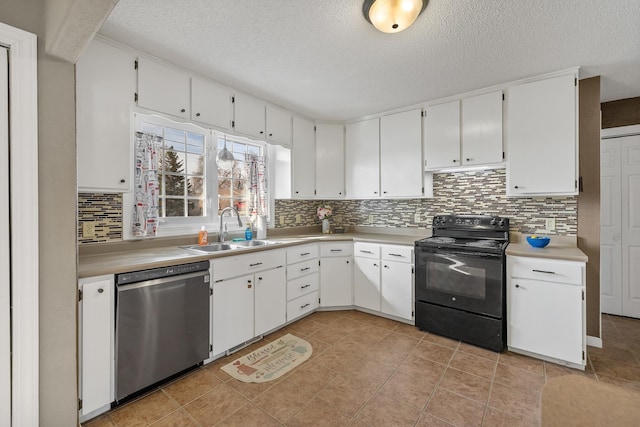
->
[381,261,413,321]
[320,256,352,307]
[345,118,380,198]
[423,101,460,170]
[212,274,254,355]
[354,257,381,311]
[292,116,316,198]
[191,77,233,130]
[462,91,503,166]
[380,109,423,197]
[506,73,577,196]
[77,39,134,192]
[266,105,292,147]
[255,267,287,336]
[315,123,345,198]
[508,278,583,365]
[137,57,190,119]
[233,92,265,139]
[79,276,113,416]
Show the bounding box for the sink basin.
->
[231,240,278,247]
[181,243,235,253]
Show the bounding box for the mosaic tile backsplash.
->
[274,169,577,235]
[78,169,577,244]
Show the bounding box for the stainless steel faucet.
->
[219,207,243,242]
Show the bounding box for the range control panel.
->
[432,215,509,231]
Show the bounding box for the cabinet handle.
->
[196,112,201,117]
[259,131,264,134]
[383,265,389,269]
[301,267,311,272]
[301,284,310,289]
[515,284,520,288]
[301,252,310,256]
[346,260,350,264]
[120,179,126,183]
[301,303,310,309]
[360,250,373,254]
[295,191,299,194]
[466,158,472,162]
[514,185,519,189]
[258,276,263,281]
[180,108,186,113]
[373,263,378,267]
[269,133,273,137]
[374,191,378,194]
[532,269,556,274]
[388,253,403,257]
[249,262,263,267]
[383,191,387,194]
[247,280,252,289]
[452,159,458,163]
[97,288,104,293]
[330,249,343,252]
[339,192,342,195]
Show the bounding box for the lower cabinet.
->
[381,259,413,321]
[354,243,381,311]
[286,244,320,322]
[78,275,114,420]
[255,267,287,336]
[319,243,353,307]
[211,274,255,355]
[507,256,586,368]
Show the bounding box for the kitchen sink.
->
[181,243,235,253]
[231,240,279,247]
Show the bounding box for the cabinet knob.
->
[268,133,273,137]
[180,108,186,113]
[120,179,126,183]
[259,131,264,134]
[515,284,520,288]
[98,288,104,293]
[514,186,519,189]
[383,191,387,194]
[258,276,263,281]
[339,192,342,195]
[295,191,299,194]
[452,159,458,163]
[374,191,378,194]
[466,158,472,162]
[196,112,201,117]
[373,263,378,267]
[346,260,350,264]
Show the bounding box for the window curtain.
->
[245,153,268,222]
[132,131,161,237]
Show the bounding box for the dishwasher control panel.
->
[115,260,210,285]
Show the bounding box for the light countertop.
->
[505,233,588,263]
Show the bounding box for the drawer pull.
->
[388,253,403,257]
[360,250,373,254]
[301,267,311,272]
[532,269,556,274]
[97,288,104,293]
[249,262,263,267]
[373,263,378,267]
[301,284,311,289]
[383,265,389,269]
[301,303,310,309]
[515,284,520,288]
[330,249,343,252]
[301,252,311,256]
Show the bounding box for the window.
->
[216,134,264,216]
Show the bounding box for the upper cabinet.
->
[190,77,233,131]
[266,105,292,147]
[423,91,503,170]
[506,73,577,196]
[380,108,424,197]
[77,38,135,193]
[233,92,265,139]
[292,116,316,198]
[345,118,380,199]
[315,123,345,199]
[136,57,190,119]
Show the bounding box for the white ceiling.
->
[98,0,640,121]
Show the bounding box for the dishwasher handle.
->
[117,270,209,292]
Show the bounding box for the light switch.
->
[545,218,556,231]
[368,214,375,223]
[295,214,302,223]
[414,213,421,223]
[279,215,285,225]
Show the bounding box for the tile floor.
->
[84,311,640,427]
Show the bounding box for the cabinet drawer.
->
[287,273,319,301]
[354,242,380,259]
[286,244,319,264]
[213,250,285,281]
[509,256,583,286]
[320,242,353,257]
[287,291,319,322]
[381,245,413,263]
[287,259,319,280]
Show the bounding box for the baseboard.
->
[587,335,603,348]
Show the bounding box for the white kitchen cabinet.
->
[286,244,320,321]
[380,109,423,198]
[137,56,190,119]
[424,100,460,170]
[319,243,353,307]
[353,245,381,311]
[506,72,578,196]
[507,256,586,368]
[255,266,287,336]
[191,76,233,130]
[345,118,380,198]
[211,274,255,355]
[266,104,292,146]
[315,123,345,199]
[78,275,114,419]
[292,116,316,198]
[76,38,134,193]
[233,92,265,139]
[423,91,503,170]
[380,245,414,321]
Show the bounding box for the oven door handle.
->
[428,250,501,259]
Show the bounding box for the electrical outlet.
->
[82,221,95,238]
[414,213,421,223]
[368,214,375,223]
[545,218,556,231]
[295,214,302,223]
[279,215,285,225]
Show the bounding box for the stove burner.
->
[428,237,456,244]
[465,240,500,248]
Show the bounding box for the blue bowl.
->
[527,236,550,248]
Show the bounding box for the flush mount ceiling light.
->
[216,138,235,170]
[363,0,427,33]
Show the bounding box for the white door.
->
[0,45,10,427]
[212,274,254,355]
[600,134,640,318]
[381,260,414,321]
[320,257,352,307]
[292,116,316,198]
[353,257,381,311]
[345,118,380,199]
[315,123,345,199]
[600,139,622,315]
[254,268,287,336]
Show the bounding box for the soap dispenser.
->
[245,222,253,241]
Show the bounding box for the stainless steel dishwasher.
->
[115,260,210,401]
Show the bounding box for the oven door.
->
[415,246,504,318]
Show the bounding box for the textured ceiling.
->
[99,0,640,121]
